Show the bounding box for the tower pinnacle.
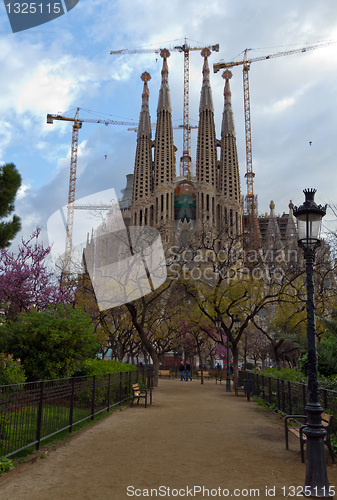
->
[221,69,235,136]
[201,47,211,80]
[218,67,241,236]
[160,49,170,84]
[131,71,153,219]
[157,49,171,112]
[138,72,152,138]
[141,71,151,102]
[199,47,213,112]
[223,69,232,105]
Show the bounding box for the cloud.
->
[0,120,13,158]
[16,183,31,200]
[2,0,337,253]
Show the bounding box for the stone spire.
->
[131,72,153,226]
[217,69,241,236]
[221,69,235,136]
[153,50,175,237]
[265,200,283,248]
[157,49,172,112]
[285,200,298,240]
[196,48,217,230]
[137,71,152,138]
[199,48,214,112]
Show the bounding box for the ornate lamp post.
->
[215,315,231,392]
[293,189,330,498]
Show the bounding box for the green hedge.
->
[258,367,337,391]
[258,367,306,382]
[74,359,137,376]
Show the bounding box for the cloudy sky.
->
[1,0,337,251]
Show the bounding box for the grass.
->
[0,395,131,461]
[6,402,128,471]
[0,404,91,457]
[253,397,283,417]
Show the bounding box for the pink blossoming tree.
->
[0,228,73,320]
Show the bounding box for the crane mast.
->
[66,108,80,274]
[47,108,138,275]
[181,46,190,178]
[242,50,254,211]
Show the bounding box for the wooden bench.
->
[198,371,210,379]
[285,412,335,463]
[217,373,234,385]
[158,370,171,378]
[235,383,244,396]
[234,379,253,401]
[131,383,152,408]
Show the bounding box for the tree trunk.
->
[125,303,159,387]
[231,342,239,388]
[274,348,283,370]
[197,343,203,384]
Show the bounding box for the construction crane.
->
[47,108,138,275]
[128,123,198,133]
[213,40,337,249]
[111,39,219,178]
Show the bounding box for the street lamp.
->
[293,189,330,498]
[215,315,231,392]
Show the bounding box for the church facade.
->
[119,48,242,249]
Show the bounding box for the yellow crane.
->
[128,123,198,133]
[213,40,337,248]
[47,108,138,275]
[111,38,219,177]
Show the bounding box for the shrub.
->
[258,367,306,383]
[0,305,99,381]
[0,457,14,474]
[0,353,26,385]
[74,358,137,376]
[317,335,337,377]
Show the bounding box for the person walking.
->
[179,361,185,381]
[185,361,192,381]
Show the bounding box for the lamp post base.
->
[226,374,231,392]
[302,403,330,498]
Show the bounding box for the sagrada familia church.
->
[117,48,298,255]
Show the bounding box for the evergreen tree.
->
[317,310,337,377]
[0,162,22,248]
[0,305,99,381]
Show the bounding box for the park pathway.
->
[0,378,336,500]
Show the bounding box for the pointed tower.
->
[284,200,298,263]
[218,69,242,237]
[263,201,284,263]
[196,48,218,233]
[285,201,298,241]
[131,72,153,226]
[153,49,175,241]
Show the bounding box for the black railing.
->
[239,370,337,433]
[0,367,153,458]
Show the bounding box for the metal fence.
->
[239,370,337,433]
[0,367,153,458]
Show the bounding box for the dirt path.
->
[0,379,336,500]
